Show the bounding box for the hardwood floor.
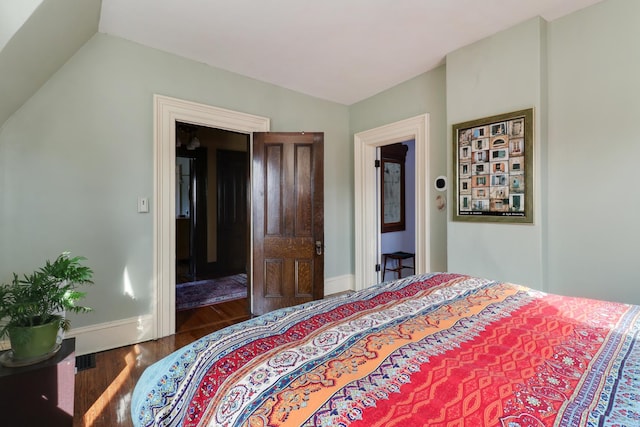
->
[73,298,250,427]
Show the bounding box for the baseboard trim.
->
[324,274,355,296]
[0,275,355,356]
[61,274,353,355]
[65,314,155,356]
[69,276,353,354]
[0,315,154,356]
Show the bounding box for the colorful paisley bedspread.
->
[132,273,640,426]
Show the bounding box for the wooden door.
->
[217,150,248,274]
[252,132,324,315]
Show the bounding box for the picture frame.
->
[452,108,533,223]
[381,143,408,233]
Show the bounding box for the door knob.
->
[315,241,323,256]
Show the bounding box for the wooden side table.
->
[0,337,76,426]
[382,251,415,281]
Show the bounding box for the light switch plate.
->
[138,197,149,213]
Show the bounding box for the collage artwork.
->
[457,115,526,218]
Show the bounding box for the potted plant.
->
[0,252,93,364]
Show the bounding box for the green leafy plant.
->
[0,252,94,342]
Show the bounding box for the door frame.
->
[153,95,270,339]
[354,114,430,290]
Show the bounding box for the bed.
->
[131,273,640,426]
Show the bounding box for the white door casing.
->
[354,114,430,290]
[153,95,270,338]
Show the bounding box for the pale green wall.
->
[444,0,640,304]
[0,33,351,327]
[349,66,448,272]
[2,0,639,336]
[446,18,548,289]
[546,0,640,303]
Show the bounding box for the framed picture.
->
[381,143,408,233]
[452,108,533,223]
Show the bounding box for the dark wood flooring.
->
[73,298,250,427]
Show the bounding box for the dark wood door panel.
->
[265,143,283,235]
[294,260,313,296]
[253,132,324,315]
[294,144,313,236]
[217,150,248,274]
[263,258,314,298]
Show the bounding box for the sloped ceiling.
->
[0,0,100,128]
[99,0,604,105]
[1,0,604,129]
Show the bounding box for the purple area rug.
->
[176,273,247,311]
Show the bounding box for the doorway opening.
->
[153,95,271,339]
[354,114,430,290]
[174,123,250,333]
[379,139,416,282]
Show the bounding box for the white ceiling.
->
[99,0,603,105]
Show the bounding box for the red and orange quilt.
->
[132,273,640,426]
